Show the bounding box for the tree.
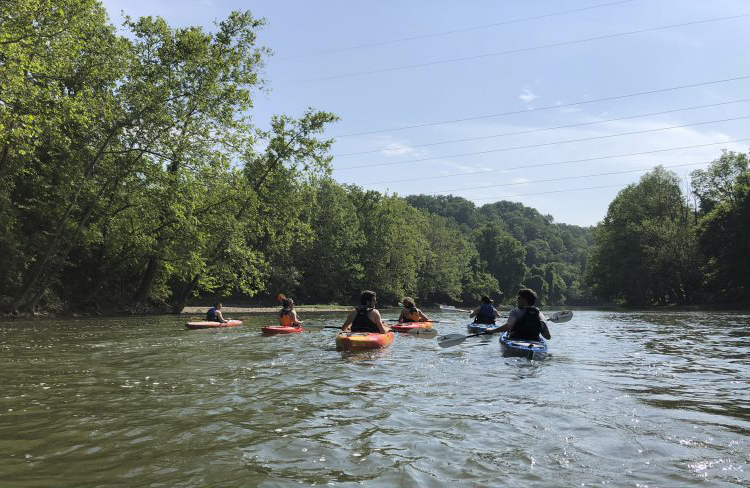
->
[472,223,526,298]
[586,167,701,305]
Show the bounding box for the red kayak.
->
[261,325,303,335]
[185,320,243,330]
[391,321,434,332]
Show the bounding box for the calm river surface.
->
[1,310,748,487]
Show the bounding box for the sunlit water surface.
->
[1,310,748,487]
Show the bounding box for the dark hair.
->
[481,296,492,304]
[402,297,416,308]
[360,290,377,305]
[281,298,293,308]
[517,288,537,305]
[213,301,222,308]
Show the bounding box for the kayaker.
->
[493,288,551,340]
[397,297,430,323]
[342,290,391,333]
[469,296,500,324]
[206,302,228,323]
[278,297,302,327]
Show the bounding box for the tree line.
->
[2,1,745,316]
[586,152,749,306]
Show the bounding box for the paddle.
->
[303,323,436,337]
[436,310,573,348]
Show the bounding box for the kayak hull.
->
[391,321,433,332]
[467,322,496,334]
[185,320,243,330]
[500,332,547,360]
[261,325,303,335]
[336,331,394,351]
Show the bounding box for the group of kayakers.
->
[205,287,550,342]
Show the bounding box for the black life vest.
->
[352,307,380,333]
[509,306,543,340]
[474,303,496,324]
[206,307,219,322]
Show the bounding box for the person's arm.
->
[342,310,356,331]
[493,307,501,318]
[418,309,430,321]
[216,310,228,323]
[370,309,390,333]
[469,306,479,318]
[540,321,551,339]
[397,310,406,322]
[292,310,302,326]
[490,311,517,334]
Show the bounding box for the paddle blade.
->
[548,310,573,323]
[436,333,468,348]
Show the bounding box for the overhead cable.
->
[332,75,750,137]
[334,99,750,157]
[334,116,750,170]
[283,14,750,85]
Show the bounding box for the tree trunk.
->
[133,256,159,304]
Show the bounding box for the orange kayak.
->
[391,321,433,332]
[261,325,303,335]
[335,331,395,351]
[185,320,243,330]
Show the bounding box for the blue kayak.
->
[467,322,497,334]
[500,332,548,360]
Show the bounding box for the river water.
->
[1,310,748,487]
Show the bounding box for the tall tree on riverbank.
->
[586,167,702,305]
[691,152,750,303]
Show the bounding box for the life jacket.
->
[401,306,420,322]
[279,308,295,327]
[352,307,380,333]
[509,306,543,340]
[206,307,219,322]
[474,303,496,324]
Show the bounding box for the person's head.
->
[402,297,416,309]
[214,301,222,309]
[517,288,537,306]
[281,297,294,309]
[360,290,377,306]
[480,296,492,305]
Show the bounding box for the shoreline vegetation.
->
[2,303,748,322]
[2,2,747,318]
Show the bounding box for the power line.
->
[334,116,750,170]
[282,14,750,85]
[333,99,750,157]
[424,161,711,195]
[274,0,635,61]
[332,75,750,138]
[471,183,631,202]
[361,138,750,186]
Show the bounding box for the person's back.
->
[470,296,498,324]
[352,307,380,333]
[509,306,544,340]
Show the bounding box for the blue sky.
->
[101,0,750,226]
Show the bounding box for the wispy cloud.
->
[519,88,539,103]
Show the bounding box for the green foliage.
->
[587,167,704,305]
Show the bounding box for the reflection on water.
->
[0,310,748,487]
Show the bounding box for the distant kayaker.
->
[493,288,551,340]
[469,296,500,324]
[398,297,430,323]
[342,290,391,333]
[206,302,228,323]
[278,296,302,327]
